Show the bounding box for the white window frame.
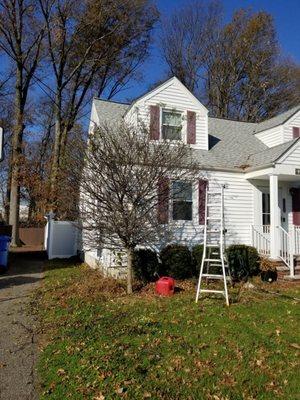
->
[160,108,183,141]
[171,180,193,221]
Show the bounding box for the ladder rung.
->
[207,203,220,207]
[200,289,225,294]
[207,191,222,195]
[208,264,226,268]
[202,274,231,280]
[202,273,224,279]
[207,217,221,220]
[206,230,220,233]
[204,258,222,262]
[206,244,218,247]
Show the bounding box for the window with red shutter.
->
[150,105,160,140]
[292,127,300,139]
[292,188,300,225]
[198,179,208,225]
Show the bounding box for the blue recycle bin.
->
[0,235,11,270]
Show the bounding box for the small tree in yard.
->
[75,122,200,294]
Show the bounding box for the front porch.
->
[246,167,300,279]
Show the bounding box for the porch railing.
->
[251,225,270,256]
[293,225,300,255]
[278,226,294,275]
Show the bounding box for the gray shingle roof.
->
[254,105,300,134]
[92,98,299,171]
[245,139,299,167]
[93,98,129,125]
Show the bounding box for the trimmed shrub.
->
[191,244,204,275]
[133,249,159,282]
[226,244,260,281]
[191,244,220,275]
[160,244,193,279]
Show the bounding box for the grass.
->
[36,260,300,400]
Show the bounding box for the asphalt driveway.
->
[0,250,44,400]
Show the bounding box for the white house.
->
[84,77,300,280]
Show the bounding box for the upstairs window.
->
[172,181,193,221]
[162,110,182,140]
[293,127,300,138]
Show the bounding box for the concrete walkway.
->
[0,250,44,400]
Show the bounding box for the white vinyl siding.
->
[255,125,284,148]
[126,79,209,150]
[283,110,300,142]
[279,143,300,166]
[163,170,254,248]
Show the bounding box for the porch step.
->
[276,265,300,281]
[283,274,300,282]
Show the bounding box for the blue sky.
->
[117,0,300,103]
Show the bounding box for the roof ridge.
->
[258,105,300,124]
[208,116,256,124]
[93,97,130,106]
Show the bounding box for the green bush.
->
[160,244,193,279]
[226,244,260,281]
[133,249,159,282]
[192,244,221,275]
[191,244,204,275]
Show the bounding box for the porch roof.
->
[245,138,299,169]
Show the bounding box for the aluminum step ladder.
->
[195,185,230,306]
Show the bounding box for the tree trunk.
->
[4,156,12,224]
[126,247,134,294]
[9,74,24,247]
[50,97,62,213]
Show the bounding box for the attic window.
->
[162,110,182,140]
[293,127,300,138]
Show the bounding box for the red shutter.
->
[187,110,196,144]
[292,188,300,225]
[293,127,300,139]
[150,105,160,140]
[198,179,208,225]
[158,177,169,224]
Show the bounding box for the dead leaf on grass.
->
[57,368,66,376]
[290,343,300,350]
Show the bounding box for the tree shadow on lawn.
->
[43,256,82,272]
[0,275,43,290]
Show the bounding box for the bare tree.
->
[161,2,300,122]
[160,0,222,95]
[0,0,44,245]
[74,122,200,294]
[38,0,158,214]
[205,9,300,121]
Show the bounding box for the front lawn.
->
[36,261,300,399]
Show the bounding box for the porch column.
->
[269,174,280,259]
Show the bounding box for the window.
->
[162,110,182,140]
[172,181,193,221]
[262,192,270,225]
[293,127,300,138]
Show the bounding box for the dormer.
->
[124,77,209,150]
[254,106,300,148]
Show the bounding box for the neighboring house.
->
[84,77,300,280]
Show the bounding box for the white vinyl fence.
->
[45,214,79,259]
